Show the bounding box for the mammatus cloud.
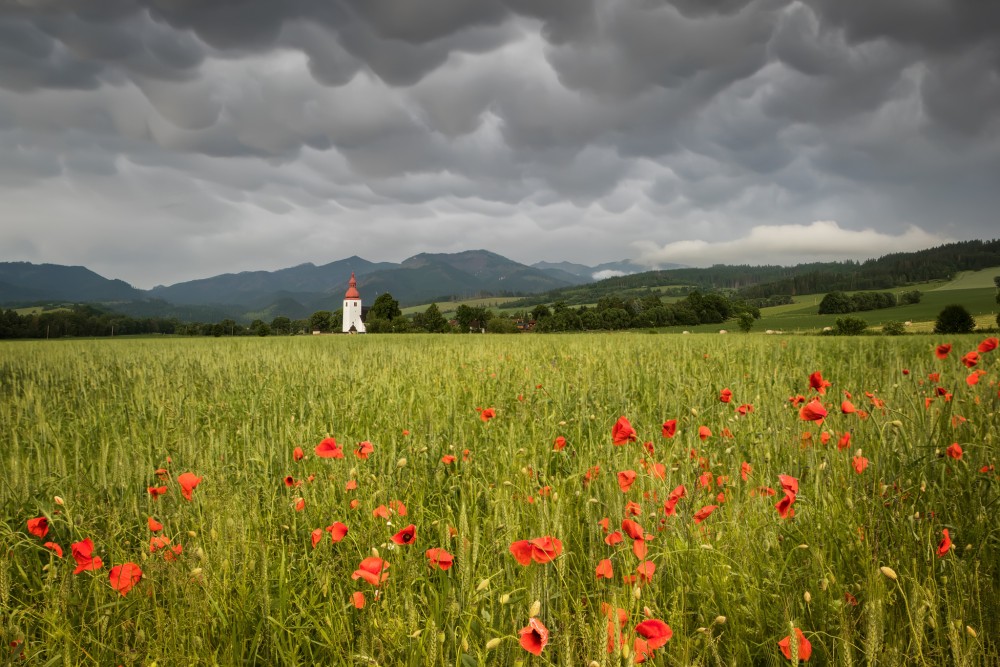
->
[634,221,950,268]
[0,1,997,286]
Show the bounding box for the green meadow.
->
[1,334,997,665]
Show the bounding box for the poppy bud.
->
[54,496,64,506]
[486,638,502,650]
[697,627,708,633]
[820,578,828,591]
[966,626,978,638]
[461,638,469,652]
[804,591,812,603]
[690,408,698,416]
[714,616,727,625]
[633,586,641,600]
[621,642,630,659]
[529,600,541,617]
[589,662,601,667]
[191,567,203,577]
[188,531,197,538]
[371,547,379,557]
[476,579,490,592]
[500,593,511,604]
[643,606,652,617]
[437,633,446,644]
[880,566,898,581]
[396,458,407,468]
[799,544,809,549]
[409,630,422,638]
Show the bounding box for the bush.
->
[882,321,907,336]
[833,317,869,336]
[934,304,975,334]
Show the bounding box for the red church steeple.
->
[344,272,360,299]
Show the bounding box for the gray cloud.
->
[0,0,997,287]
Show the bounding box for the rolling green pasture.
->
[1,335,997,665]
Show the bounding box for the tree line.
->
[817,290,921,315]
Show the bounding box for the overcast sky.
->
[1,1,998,288]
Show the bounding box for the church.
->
[342,272,367,333]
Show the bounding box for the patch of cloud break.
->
[634,220,949,268]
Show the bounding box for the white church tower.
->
[342,272,366,333]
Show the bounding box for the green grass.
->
[931,267,1000,292]
[1,335,997,665]
[401,297,522,316]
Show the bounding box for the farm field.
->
[1,334,997,665]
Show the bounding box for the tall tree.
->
[370,293,401,321]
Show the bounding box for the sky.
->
[1,0,998,289]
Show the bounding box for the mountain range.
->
[0,251,671,320]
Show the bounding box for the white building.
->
[342,272,366,333]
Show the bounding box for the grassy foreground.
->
[1,334,997,666]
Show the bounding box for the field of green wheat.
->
[1,334,997,666]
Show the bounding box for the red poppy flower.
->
[789,394,806,406]
[283,475,299,488]
[346,479,358,491]
[294,498,305,511]
[808,371,831,394]
[693,505,717,524]
[441,455,456,464]
[553,436,567,451]
[71,538,103,574]
[617,470,637,493]
[148,517,163,532]
[961,351,979,368]
[698,425,712,440]
[737,403,754,416]
[311,528,324,549]
[978,337,998,353]
[838,432,852,450]
[352,557,390,586]
[44,542,63,558]
[936,343,952,359]
[390,500,407,516]
[605,531,624,546]
[613,416,638,445]
[326,521,349,542]
[595,558,613,579]
[946,443,963,460]
[519,617,549,655]
[352,591,365,609]
[936,528,952,557]
[775,493,795,519]
[719,388,733,403]
[778,628,812,662]
[425,547,454,570]
[177,472,202,501]
[149,535,171,553]
[354,441,374,459]
[391,524,416,546]
[741,461,752,481]
[26,517,48,539]
[845,591,858,606]
[529,536,563,563]
[293,447,304,461]
[852,456,869,474]
[635,619,672,650]
[509,540,534,565]
[479,407,496,422]
[799,398,827,422]
[109,563,142,596]
[661,419,677,438]
[841,400,856,414]
[779,474,799,496]
[349,499,359,510]
[373,505,390,519]
[636,560,656,583]
[148,485,168,498]
[620,518,643,540]
[624,500,642,517]
[632,537,648,560]
[315,437,344,459]
[698,471,713,489]
[663,485,686,516]
[598,517,610,532]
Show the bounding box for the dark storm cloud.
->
[0,0,997,286]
